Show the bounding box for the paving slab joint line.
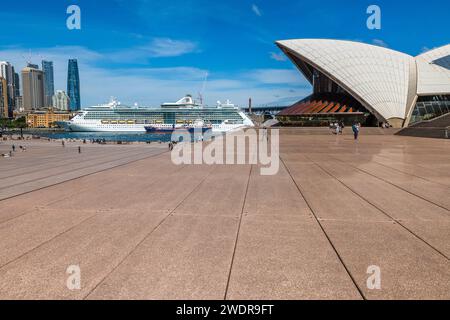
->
[308,155,450,261]
[0,213,99,271]
[0,148,135,180]
[329,155,450,213]
[280,156,367,300]
[370,158,450,188]
[0,149,163,192]
[0,149,169,202]
[83,164,217,300]
[224,164,253,300]
[376,153,450,176]
[0,159,187,228]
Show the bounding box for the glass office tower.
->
[67,59,81,111]
[42,60,54,107]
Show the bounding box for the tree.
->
[0,118,11,137]
[13,116,27,139]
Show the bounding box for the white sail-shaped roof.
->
[276,39,417,121]
[416,45,450,95]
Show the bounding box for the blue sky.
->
[0,0,449,107]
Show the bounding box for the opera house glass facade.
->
[410,95,450,124]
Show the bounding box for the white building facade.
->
[52,90,70,111]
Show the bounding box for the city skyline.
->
[0,0,448,108]
[0,58,79,116]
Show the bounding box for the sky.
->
[0,0,449,107]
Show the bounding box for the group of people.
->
[61,140,82,153]
[168,141,179,151]
[330,121,361,140]
[331,121,346,135]
[2,144,26,158]
[91,138,106,144]
[12,144,27,152]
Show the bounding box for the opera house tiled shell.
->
[276,39,450,127]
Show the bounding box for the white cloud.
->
[0,45,311,107]
[146,38,199,57]
[106,38,199,62]
[269,52,287,62]
[246,69,307,85]
[251,4,262,17]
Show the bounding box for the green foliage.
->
[0,117,28,130]
[0,118,11,130]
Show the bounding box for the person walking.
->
[62,140,65,148]
[352,122,360,140]
[12,144,15,152]
[78,146,81,154]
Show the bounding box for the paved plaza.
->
[0,134,449,299]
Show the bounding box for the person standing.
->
[78,146,81,154]
[62,140,65,148]
[352,123,360,140]
[12,144,15,152]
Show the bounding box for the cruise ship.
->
[59,95,254,133]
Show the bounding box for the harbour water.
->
[25,130,214,143]
[36,131,174,142]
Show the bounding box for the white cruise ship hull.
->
[64,121,250,133]
[61,97,255,133]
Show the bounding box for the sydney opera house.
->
[276,39,450,128]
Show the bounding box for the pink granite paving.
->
[0,134,449,300]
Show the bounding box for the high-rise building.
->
[22,66,45,111]
[67,59,80,111]
[14,72,20,97]
[0,77,8,118]
[27,63,39,69]
[52,90,70,111]
[42,60,54,107]
[15,96,23,112]
[0,61,16,117]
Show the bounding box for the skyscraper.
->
[22,66,45,111]
[42,60,54,107]
[14,72,20,97]
[52,90,70,111]
[0,61,16,117]
[27,63,39,69]
[0,77,8,118]
[15,96,23,112]
[67,59,80,111]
